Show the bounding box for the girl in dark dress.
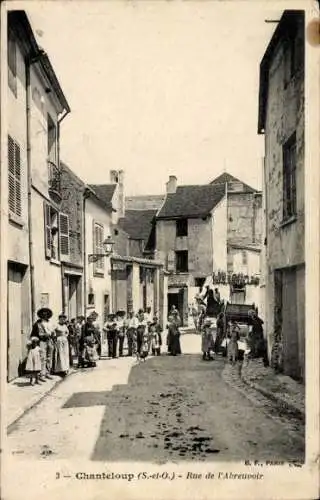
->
[167,315,182,356]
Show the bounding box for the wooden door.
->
[7,266,23,381]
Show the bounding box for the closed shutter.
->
[44,202,52,258]
[8,136,15,213]
[167,250,175,272]
[8,135,21,217]
[93,222,104,273]
[59,212,70,260]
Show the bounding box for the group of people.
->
[191,287,223,333]
[103,308,163,361]
[200,309,266,364]
[25,308,103,385]
[25,305,173,384]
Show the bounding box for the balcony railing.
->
[48,160,62,201]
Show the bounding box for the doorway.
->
[168,288,185,325]
[67,275,81,319]
[7,264,25,381]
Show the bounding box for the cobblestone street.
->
[7,335,304,463]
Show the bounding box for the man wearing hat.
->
[136,309,147,355]
[103,313,118,358]
[31,308,54,381]
[116,310,126,357]
[126,310,138,356]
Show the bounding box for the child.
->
[25,337,41,385]
[83,335,99,367]
[139,330,150,362]
[201,320,214,361]
[227,321,240,364]
[150,320,162,356]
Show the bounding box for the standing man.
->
[103,313,117,358]
[126,311,138,356]
[89,311,101,358]
[117,310,126,357]
[136,309,147,355]
[144,306,153,326]
[31,307,54,381]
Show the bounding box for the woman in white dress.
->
[53,313,70,375]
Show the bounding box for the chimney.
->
[166,175,177,194]
[110,169,125,218]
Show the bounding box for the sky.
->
[10,0,307,195]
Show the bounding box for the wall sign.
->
[212,271,260,286]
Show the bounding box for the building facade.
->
[2,11,70,380]
[155,174,262,324]
[60,162,85,319]
[84,188,114,326]
[258,10,305,380]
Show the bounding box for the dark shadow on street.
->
[62,353,304,463]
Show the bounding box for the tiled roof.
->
[125,195,165,211]
[210,173,256,192]
[157,184,226,219]
[88,184,117,205]
[118,210,157,241]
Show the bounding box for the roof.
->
[258,10,305,134]
[157,184,226,219]
[88,184,117,205]
[118,210,157,241]
[60,161,85,189]
[228,242,261,253]
[125,195,165,211]
[210,173,257,193]
[84,186,114,212]
[111,254,163,268]
[8,11,70,113]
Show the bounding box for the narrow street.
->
[8,335,304,463]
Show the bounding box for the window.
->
[8,135,21,218]
[176,218,188,237]
[283,133,297,221]
[195,277,205,289]
[8,29,17,96]
[284,28,300,87]
[242,250,248,265]
[93,222,104,274]
[88,293,95,306]
[175,250,188,273]
[47,114,57,164]
[44,202,70,261]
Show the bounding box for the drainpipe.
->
[57,108,69,167]
[26,53,46,322]
[83,188,90,317]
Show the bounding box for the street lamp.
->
[88,235,115,263]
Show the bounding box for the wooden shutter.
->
[167,250,175,272]
[8,135,21,217]
[93,222,104,273]
[8,136,15,214]
[59,212,70,260]
[14,142,21,216]
[44,202,52,258]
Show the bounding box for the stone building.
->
[84,186,114,325]
[2,11,70,380]
[60,162,85,319]
[90,172,168,325]
[155,173,262,325]
[258,10,305,380]
[118,209,157,259]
